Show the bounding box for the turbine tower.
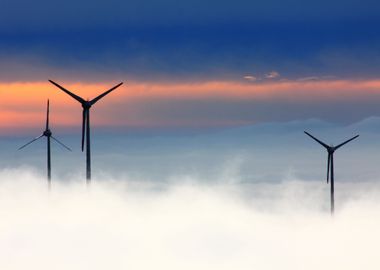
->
[304,131,359,215]
[49,80,123,183]
[18,100,71,188]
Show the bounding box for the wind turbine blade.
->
[327,153,331,184]
[334,135,359,150]
[82,109,87,152]
[51,136,72,151]
[46,99,50,130]
[90,82,123,105]
[304,131,330,149]
[18,134,44,150]
[49,80,85,104]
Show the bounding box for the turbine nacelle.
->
[43,129,52,137]
[327,147,335,154]
[82,101,92,109]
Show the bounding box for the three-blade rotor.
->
[304,131,359,184]
[48,80,123,151]
[18,99,71,151]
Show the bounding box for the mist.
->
[1,168,380,270]
[1,118,380,269]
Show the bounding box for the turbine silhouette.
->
[304,131,359,215]
[18,100,71,188]
[49,80,123,183]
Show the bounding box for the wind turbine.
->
[304,131,359,215]
[48,80,123,183]
[19,100,71,188]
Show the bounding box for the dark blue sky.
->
[1,0,380,81]
[2,0,379,28]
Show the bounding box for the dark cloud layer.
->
[2,0,380,29]
[0,1,380,81]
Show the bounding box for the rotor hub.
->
[43,129,52,137]
[82,101,92,109]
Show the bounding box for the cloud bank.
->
[0,169,380,270]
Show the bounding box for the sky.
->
[1,0,380,131]
[0,0,378,204]
[2,1,380,268]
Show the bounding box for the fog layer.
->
[0,169,379,270]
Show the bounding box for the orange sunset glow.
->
[1,79,380,130]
